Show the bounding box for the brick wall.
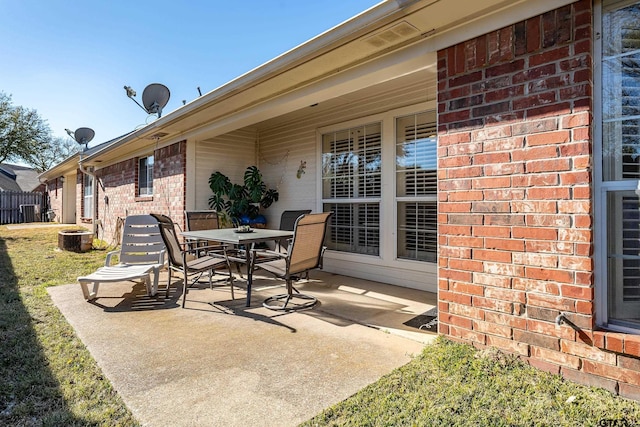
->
[46,177,64,222]
[437,0,640,398]
[94,140,187,244]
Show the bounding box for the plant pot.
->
[58,230,93,252]
[250,214,267,229]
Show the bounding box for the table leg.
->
[245,246,252,306]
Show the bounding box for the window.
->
[396,111,437,262]
[320,110,437,263]
[138,155,154,196]
[598,0,640,330]
[83,174,93,218]
[322,123,381,255]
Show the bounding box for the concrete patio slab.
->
[48,271,436,427]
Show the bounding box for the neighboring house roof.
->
[0,164,42,192]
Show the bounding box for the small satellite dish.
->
[73,127,95,145]
[142,83,170,118]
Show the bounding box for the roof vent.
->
[364,21,420,48]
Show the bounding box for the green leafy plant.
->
[208,166,279,225]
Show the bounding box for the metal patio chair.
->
[185,209,245,276]
[273,209,312,252]
[252,212,332,311]
[151,213,236,308]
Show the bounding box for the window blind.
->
[621,195,640,302]
[396,111,437,262]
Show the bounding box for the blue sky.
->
[0,0,380,146]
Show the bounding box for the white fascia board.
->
[38,154,80,181]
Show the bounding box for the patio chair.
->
[252,212,332,311]
[252,209,313,277]
[274,209,312,252]
[185,210,220,232]
[185,209,221,253]
[185,209,245,276]
[151,213,236,308]
[77,214,166,301]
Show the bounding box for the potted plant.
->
[208,166,279,227]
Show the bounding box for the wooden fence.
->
[0,191,45,224]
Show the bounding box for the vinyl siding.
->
[255,74,437,291]
[193,128,256,211]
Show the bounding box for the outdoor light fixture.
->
[123,83,170,118]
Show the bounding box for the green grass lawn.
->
[302,338,640,426]
[2,225,640,426]
[0,225,139,426]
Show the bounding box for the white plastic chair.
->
[77,215,166,301]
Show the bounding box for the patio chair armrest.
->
[105,250,121,266]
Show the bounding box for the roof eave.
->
[80,0,409,163]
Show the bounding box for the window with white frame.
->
[598,0,640,330]
[396,111,437,262]
[320,108,438,263]
[83,173,93,218]
[138,155,154,196]
[322,123,381,255]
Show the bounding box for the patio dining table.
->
[181,227,293,306]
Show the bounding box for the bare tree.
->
[25,136,79,172]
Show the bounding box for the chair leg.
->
[236,263,243,278]
[143,274,154,297]
[79,281,97,300]
[151,267,160,296]
[145,270,159,297]
[182,270,189,308]
[164,268,172,298]
[91,282,100,299]
[223,255,236,300]
[229,271,235,300]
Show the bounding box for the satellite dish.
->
[142,83,170,118]
[73,127,95,145]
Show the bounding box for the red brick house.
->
[40,0,640,399]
